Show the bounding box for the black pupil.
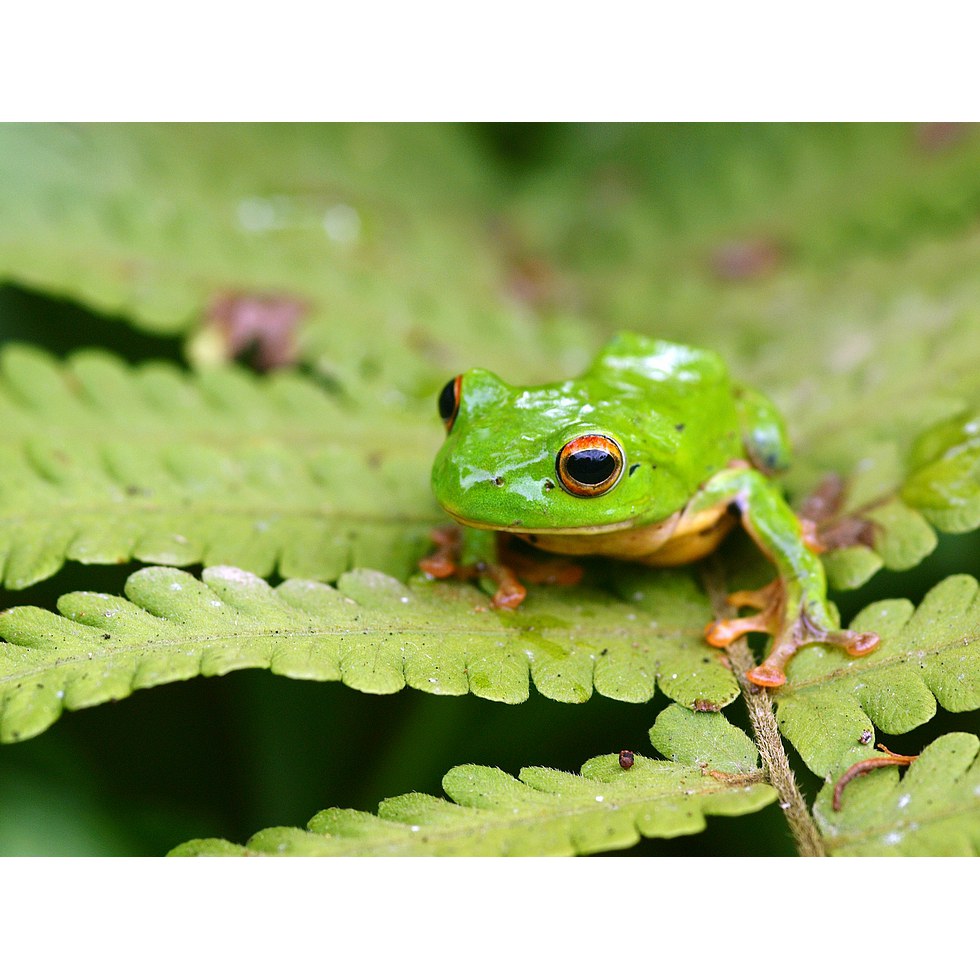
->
[566,449,616,485]
[438,378,457,421]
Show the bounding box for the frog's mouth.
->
[440,507,639,536]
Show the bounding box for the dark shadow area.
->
[0,284,187,364]
[0,669,798,856]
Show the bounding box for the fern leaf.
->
[820,424,980,590]
[170,707,776,856]
[774,575,980,777]
[902,410,980,534]
[0,345,442,588]
[0,123,581,388]
[0,564,739,743]
[813,733,980,856]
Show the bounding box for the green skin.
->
[428,333,878,688]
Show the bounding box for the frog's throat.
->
[444,501,736,566]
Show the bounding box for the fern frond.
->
[774,575,980,777]
[820,421,980,590]
[902,410,980,534]
[170,706,776,856]
[0,564,739,743]
[813,732,980,856]
[0,345,440,589]
[0,123,581,388]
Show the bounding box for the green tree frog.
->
[421,333,879,688]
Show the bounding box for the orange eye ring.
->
[556,434,625,497]
[438,375,462,432]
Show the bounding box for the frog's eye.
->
[438,375,462,432]
[556,434,624,497]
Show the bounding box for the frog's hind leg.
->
[694,466,880,688]
[419,525,465,580]
[497,535,583,588]
[705,577,879,688]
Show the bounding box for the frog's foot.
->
[419,527,528,609]
[481,564,527,609]
[418,526,464,580]
[705,579,880,688]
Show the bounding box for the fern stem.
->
[703,561,826,857]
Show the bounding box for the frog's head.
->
[430,367,691,533]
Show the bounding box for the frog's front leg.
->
[419,526,526,608]
[419,526,581,609]
[692,465,880,688]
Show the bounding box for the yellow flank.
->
[514,501,735,566]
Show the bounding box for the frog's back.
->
[583,333,742,495]
[588,333,729,396]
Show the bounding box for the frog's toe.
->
[745,662,788,688]
[418,553,457,579]
[485,565,527,609]
[726,580,781,611]
[821,627,880,659]
[743,630,799,688]
[704,613,771,648]
[419,526,464,579]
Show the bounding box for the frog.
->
[420,332,879,688]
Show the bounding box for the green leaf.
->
[813,732,980,856]
[170,706,776,856]
[0,345,441,589]
[774,575,980,777]
[903,411,980,533]
[821,546,884,591]
[0,564,739,743]
[817,425,979,591]
[649,703,760,772]
[0,123,586,391]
